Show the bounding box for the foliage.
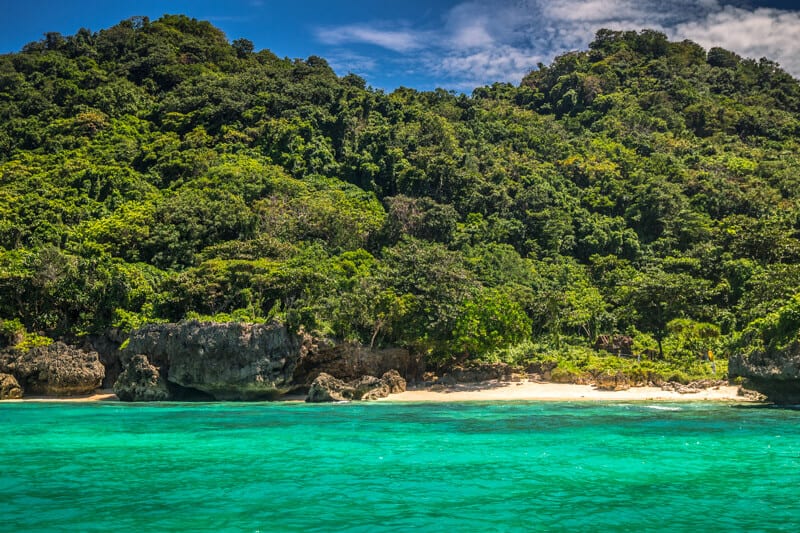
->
[2,20,800,375]
[0,318,53,350]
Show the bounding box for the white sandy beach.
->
[2,382,755,403]
[379,380,750,402]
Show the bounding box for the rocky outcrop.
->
[307,373,357,402]
[438,363,513,385]
[115,320,415,402]
[292,342,418,384]
[84,329,126,389]
[306,370,407,402]
[0,373,22,400]
[595,371,631,391]
[729,343,800,403]
[524,360,558,381]
[0,342,104,396]
[660,379,727,394]
[381,369,407,394]
[594,335,634,357]
[120,320,315,401]
[114,354,170,402]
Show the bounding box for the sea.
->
[1,401,798,532]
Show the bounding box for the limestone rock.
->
[661,379,727,394]
[306,372,356,402]
[120,320,314,400]
[116,320,414,402]
[729,343,800,403]
[594,334,634,357]
[114,354,170,402]
[595,371,631,391]
[381,369,407,393]
[439,363,512,385]
[83,329,126,389]
[293,342,419,384]
[0,373,22,400]
[352,375,390,400]
[306,370,407,402]
[0,342,104,396]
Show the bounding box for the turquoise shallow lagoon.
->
[1,401,799,532]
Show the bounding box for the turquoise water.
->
[1,401,799,532]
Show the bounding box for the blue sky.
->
[2,1,800,91]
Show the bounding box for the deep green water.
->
[1,401,799,532]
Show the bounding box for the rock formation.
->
[660,379,727,394]
[306,373,357,402]
[119,320,314,400]
[381,369,407,394]
[306,370,407,402]
[115,320,414,402]
[729,342,800,403]
[594,334,634,357]
[114,354,170,402]
[595,371,631,391]
[0,373,22,400]
[437,363,513,385]
[292,341,418,384]
[84,329,126,388]
[0,342,104,396]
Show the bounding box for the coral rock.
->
[0,342,104,396]
[0,373,22,400]
[114,354,170,402]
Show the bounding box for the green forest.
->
[2,16,800,381]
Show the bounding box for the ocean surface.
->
[1,401,798,532]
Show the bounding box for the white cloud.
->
[674,6,800,74]
[314,1,800,89]
[315,24,425,53]
[324,50,378,76]
[437,45,544,83]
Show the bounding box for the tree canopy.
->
[2,19,799,375]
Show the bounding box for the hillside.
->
[2,16,800,381]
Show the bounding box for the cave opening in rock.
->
[166,381,216,401]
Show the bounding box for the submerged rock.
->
[114,354,170,402]
[0,342,104,396]
[0,373,22,400]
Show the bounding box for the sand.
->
[3,390,119,403]
[379,380,750,403]
[3,382,753,403]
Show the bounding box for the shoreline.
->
[2,381,757,403]
[378,380,753,403]
[2,390,119,403]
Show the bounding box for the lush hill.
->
[2,16,800,378]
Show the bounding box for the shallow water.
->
[1,401,798,532]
